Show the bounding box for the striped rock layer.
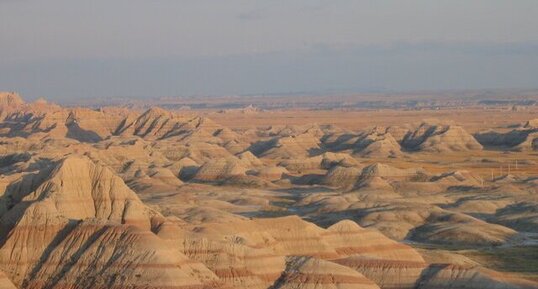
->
[0,156,536,289]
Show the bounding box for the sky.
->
[1,0,538,100]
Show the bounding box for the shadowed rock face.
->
[0,94,537,289]
[475,127,538,151]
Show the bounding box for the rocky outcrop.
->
[353,127,403,158]
[409,212,517,246]
[402,122,482,152]
[0,96,537,289]
[193,157,248,182]
[322,166,362,188]
[0,156,219,288]
[272,256,380,289]
[475,127,538,151]
[417,265,538,289]
[251,132,322,159]
[0,92,24,108]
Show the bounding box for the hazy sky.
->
[1,0,538,100]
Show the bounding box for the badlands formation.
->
[0,92,537,289]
